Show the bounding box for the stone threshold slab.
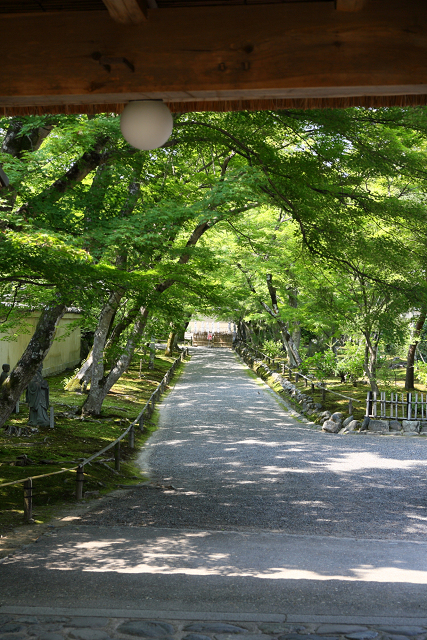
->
[2,607,427,627]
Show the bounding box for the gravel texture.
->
[79,348,427,539]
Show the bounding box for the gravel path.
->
[80,348,427,539]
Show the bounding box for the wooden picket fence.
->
[0,347,190,522]
[366,390,427,421]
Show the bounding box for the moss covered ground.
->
[250,357,427,424]
[0,350,187,535]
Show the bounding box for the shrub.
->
[300,350,336,381]
[262,339,283,359]
[336,344,365,384]
[415,361,427,386]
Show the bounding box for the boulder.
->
[330,412,344,424]
[322,420,341,433]
[360,416,370,431]
[389,420,401,431]
[343,415,354,428]
[367,419,389,433]
[402,420,420,433]
[346,420,360,431]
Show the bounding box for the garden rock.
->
[389,420,401,431]
[345,420,360,431]
[331,412,343,424]
[402,420,420,433]
[343,415,354,428]
[368,419,389,433]
[360,416,370,430]
[322,420,341,433]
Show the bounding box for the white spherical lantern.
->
[120,101,173,150]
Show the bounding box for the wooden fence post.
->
[24,478,32,522]
[76,466,84,500]
[407,392,412,420]
[128,425,135,449]
[50,406,55,429]
[305,377,307,387]
[139,413,144,432]
[322,387,326,402]
[348,400,353,415]
[366,391,373,417]
[311,382,315,392]
[295,372,299,384]
[139,359,142,379]
[114,442,120,471]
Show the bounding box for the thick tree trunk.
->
[0,303,66,427]
[1,120,54,217]
[165,331,177,356]
[19,135,111,220]
[82,307,150,416]
[405,310,427,390]
[65,291,123,392]
[363,335,379,394]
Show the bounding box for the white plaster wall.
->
[0,312,81,376]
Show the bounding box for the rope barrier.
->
[0,347,189,502]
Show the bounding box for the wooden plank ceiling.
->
[1,0,426,114]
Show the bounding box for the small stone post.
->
[24,478,32,522]
[148,338,155,370]
[129,425,135,449]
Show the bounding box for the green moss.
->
[0,350,187,534]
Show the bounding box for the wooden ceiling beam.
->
[101,0,148,23]
[0,0,426,113]
[335,0,368,11]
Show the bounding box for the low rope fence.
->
[235,341,361,415]
[0,347,190,522]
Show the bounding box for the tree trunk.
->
[405,310,427,390]
[82,307,150,416]
[363,335,379,394]
[0,303,66,427]
[165,331,177,356]
[65,291,123,392]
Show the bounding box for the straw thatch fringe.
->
[2,94,427,116]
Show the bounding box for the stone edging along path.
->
[234,344,427,439]
[3,611,427,640]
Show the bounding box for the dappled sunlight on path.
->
[75,348,427,540]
